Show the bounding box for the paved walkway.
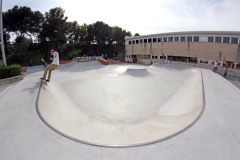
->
[0,82,17,93]
[0,61,240,160]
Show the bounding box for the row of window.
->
[127,36,239,45]
[126,55,166,59]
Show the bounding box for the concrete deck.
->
[0,61,240,160]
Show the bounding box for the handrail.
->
[220,67,240,81]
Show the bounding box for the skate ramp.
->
[37,63,204,147]
[124,68,152,77]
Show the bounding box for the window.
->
[174,37,179,42]
[160,56,166,59]
[140,39,143,43]
[223,37,230,43]
[208,37,214,42]
[168,37,173,42]
[199,58,209,64]
[153,38,157,42]
[144,39,147,43]
[129,41,131,44]
[193,36,199,42]
[180,36,185,42]
[200,36,208,42]
[151,55,158,59]
[231,37,238,44]
[187,36,192,42]
[132,40,135,44]
[148,38,152,43]
[163,37,167,42]
[215,37,222,43]
[136,40,139,44]
[158,37,162,42]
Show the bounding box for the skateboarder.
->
[40,49,59,83]
[213,61,218,73]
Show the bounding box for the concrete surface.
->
[0,61,240,160]
[38,63,204,146]
[0,75,25,86]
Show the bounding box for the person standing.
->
[213,60,218,72]
[223,68,228,78]
[29,58,33,67]
[40,49,59,82]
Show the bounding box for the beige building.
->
[125,31,240,69]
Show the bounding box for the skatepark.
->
[1,60,240,159]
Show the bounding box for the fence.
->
[169,61,240,82]
[220,67,240,81]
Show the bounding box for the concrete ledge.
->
[98,58,122,65]
[60,61,70,64]
[77,59,91,62]
[0,75,25,85]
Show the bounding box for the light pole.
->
[0,0,7,66]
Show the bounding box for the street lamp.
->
[0,0,7,66]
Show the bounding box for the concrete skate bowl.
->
[37,63,205,147]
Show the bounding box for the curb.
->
[0,75,25,85]
[98,59,122,65]
[60,61,70,64]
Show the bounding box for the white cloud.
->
[3,0,240,35]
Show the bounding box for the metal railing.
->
[219,67,240,81]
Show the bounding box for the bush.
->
[0,66,9,79]
[7,51,45,66]
[29,53,45,66]
[64,49,82,60]
[0,64,22,79]
[8,64,22,77]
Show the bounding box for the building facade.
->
[125,31,240,69]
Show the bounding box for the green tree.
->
[39,7,68,51]
[86,24,95,45]
[89,21,112,54]
[134,33,140,37]
[3,5,43,51]
[112,26,132,45]
[66,21,81,44]
[93,21,112,45]
[79,23,88,45]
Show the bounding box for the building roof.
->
[125,31,240,40]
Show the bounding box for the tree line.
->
[2,6,139,65]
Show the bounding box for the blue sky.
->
[3,0,240,35]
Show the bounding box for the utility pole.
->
[0,0,7,66]
[150,41,152,64]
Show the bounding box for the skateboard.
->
[40,79,48,85]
